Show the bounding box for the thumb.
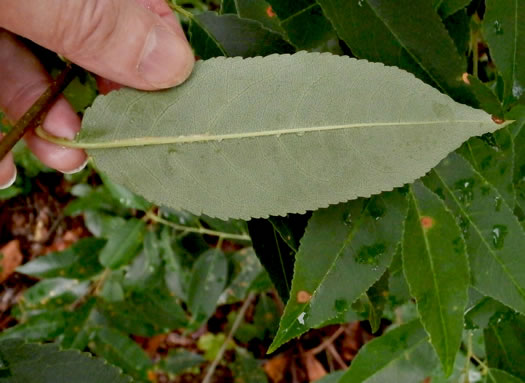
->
[1,0,194,90]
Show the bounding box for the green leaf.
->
[123,230,162,291]
[483,0,525,106]
[98,219,146,269]
[16,238,105,279]
[100,172,152,211]
[485,310,525,379]
[423,153,525,312]
[231,348,268,383]
[59,299,99,350]
[443,10,471,57]
[423,152,525,314]
[220,0,284,33]
[81,53,501,219]
[315,371,345,383]
[511,121,525,222]
[248,218,296,302]
[266,0,341,52]
[403,181,469,375]
[187,248,228,325]
[100,283,188,336]
[458,129,515,209]
[0,339,132,383]
[486,369,525,383]
[160,227,188,300]
[157,349,205,376]
[465,296,509,330]
[91,327,152,380]
[364,270,389,334]
[388,245,411,304]
[189,12,293,59]
[218,248,264,304]
[21,278,90,310]
[0,311,67,342]
[269,190,406,353]
[435,0,471,18]
[269,213,310,252]
[338,321,434,383]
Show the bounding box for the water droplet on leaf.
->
[355,243,385,266]
[492,224,508,249]
[493,20,503,34]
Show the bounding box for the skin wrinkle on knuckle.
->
[3,79,49,121]
[51,0,120,59]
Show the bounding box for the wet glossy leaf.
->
[485,310,525,379]
[423,152,525,314]
[16,238,105,279]
[483,0,525,106]
[91,327,152,380]
[266,0,341,52]
[403,181,469,375]
[269,190,406,353]
[82,53,501,219]
[458,129,515,209]
[318,0,467,101]
[98,218,146,269]
[0,339,132,383]
[189,12,293,59]
[339,321,434,383]
[220,0,283,33]
[187,248,228,325]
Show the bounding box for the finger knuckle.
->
[52,0,120,58]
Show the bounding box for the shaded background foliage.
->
[0,0,524,382]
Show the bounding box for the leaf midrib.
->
[408,188,451,366]
[78,120,492,149]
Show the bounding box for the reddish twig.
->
[0,63,79,161]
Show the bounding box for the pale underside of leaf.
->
[81,53,501,219]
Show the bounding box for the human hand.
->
[0,0,194,188]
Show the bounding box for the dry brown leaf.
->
[303,352,327,382]
[0,240,23,282]
[264,353,289,383]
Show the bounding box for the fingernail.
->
[139,26,194,88]
[0,168,16,190]
[61,158,88,175]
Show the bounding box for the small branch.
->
[146,211,251,241]
[310,326,345,355]
[202,292,256,383]
[0,64,79,161]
